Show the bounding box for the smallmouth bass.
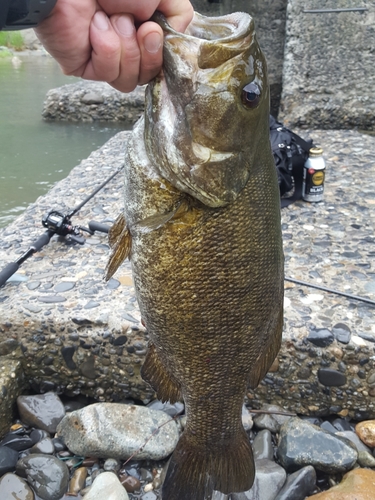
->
[107,11,284,500]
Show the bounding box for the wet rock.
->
[231,459,286,500]
[16,454,69,500]
[29,437,55,455]
[242,405,254,431]
[318,369,347,387]
[306,468,375,499]
[141,492,157,500]
[146,399,184,417]
[307,329,334,347]
[17,393,65,433]
[51,437,66,452]
[104,458,121,472]
[253,404,292,433]
[332,323,351,344]
[0,445,19,475]
[56,403,179,460]
[119,473,141,493]
[356,420,375,448]
[67,467,88,496]
[30,429,50,445]
[81,92,105,105]
[320,421,336,434]
[332,418,352,432]
[84,471,129,500]
[0,433,33,451]
[0,473,34,499]
[278,417,358,473]
[274,466,316,500]
[252,429,273,461]
[357,450,375,468]
[335,431,371,453]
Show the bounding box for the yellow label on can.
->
[312,171,325,186]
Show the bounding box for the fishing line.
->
[285,276,375,307]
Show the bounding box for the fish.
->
[106,10,284,500]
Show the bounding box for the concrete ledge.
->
[0,356,29,436]
[42,82,145,123]
[0,128,375,429]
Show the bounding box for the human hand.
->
[35,0,193,92]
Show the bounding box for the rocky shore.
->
[2,391,375,499]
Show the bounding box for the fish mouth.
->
[151,10,253,46]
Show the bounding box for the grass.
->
[0,31,24,51]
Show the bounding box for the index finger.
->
[97,0,193,31]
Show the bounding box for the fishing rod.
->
[0,166,122,288]
[285,277,375,307]
[304,8,368,14]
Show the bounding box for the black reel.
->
[42,210,85,244]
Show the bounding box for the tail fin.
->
[162,429,254,500]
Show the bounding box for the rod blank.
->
[304,8,368,13]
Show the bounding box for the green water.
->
[0,54,124,228]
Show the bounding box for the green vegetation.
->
[0,31,24,51]
[0,48,13,59]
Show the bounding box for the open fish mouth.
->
[152,10,253,44]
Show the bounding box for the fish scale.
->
[107,10,283,500]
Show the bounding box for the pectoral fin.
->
[105,214,131,280]
[132,197,191,234]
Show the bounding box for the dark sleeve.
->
[0,0,57,31]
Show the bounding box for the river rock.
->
[357,450,375,468]
[274,466,317,500]
[29,437,55,455]
[0,433,33,451]
[252,429,273,461]
[56,403,179,460]
[16,454,69,500]
[0,472,35,500]
[67,467,88,496]
[335,431,371,453]
[0,445,19,475]
[278,417,358,473]
[17,393,65,433]
[355,420,375,448]
[253,405,292,433]
[305,468,375,499]
[231,459,286,500]
[84,471,129,500]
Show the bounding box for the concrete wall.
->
[191,0,375,129]
[279,0,375,130]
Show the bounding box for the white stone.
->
[57,403,179,460]
[83,472,129,500]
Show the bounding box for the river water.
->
[0,54,124,229]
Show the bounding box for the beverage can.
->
[302,147,326,202]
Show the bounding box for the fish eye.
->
[241,82,261,108]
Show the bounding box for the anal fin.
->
[141,343,181,403]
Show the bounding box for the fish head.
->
[145,11,270,208]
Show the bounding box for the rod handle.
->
[0,262,19,287]
[88,221,110,234]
